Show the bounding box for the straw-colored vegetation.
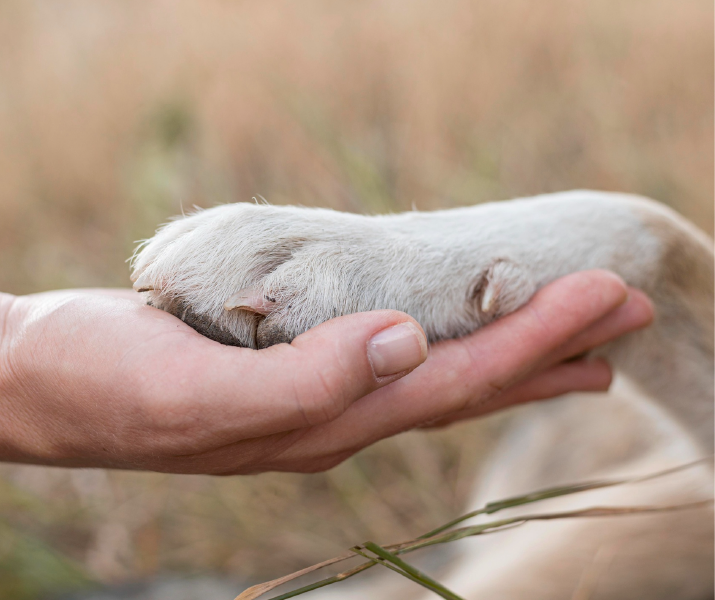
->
[0,0,711,598]
[239,461,713,600]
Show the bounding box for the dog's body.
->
[132,191,714,598]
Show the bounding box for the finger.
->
[421,269,627,400]
[143,359,612,475]
[419,358,613,428]
[423,288,653,430]
[161,310,428,444]
[544,288,654,366]
[247,357,612,473]
[262,270,631,466]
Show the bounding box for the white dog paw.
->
[130,202,536,348]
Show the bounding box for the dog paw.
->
[131,203,536,348]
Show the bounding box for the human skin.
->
[0,270,653,475]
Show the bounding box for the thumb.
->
[256,310,429,428]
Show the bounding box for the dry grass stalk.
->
[236,459,713,600]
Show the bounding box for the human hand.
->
[0,269,652,474]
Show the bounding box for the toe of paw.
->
[472,259,536,322]
[169,299,254,347]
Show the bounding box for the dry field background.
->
[0,0,712,598]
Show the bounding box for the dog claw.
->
[481,282,498,313]
[224,288,275,315]
[132,273,154,292]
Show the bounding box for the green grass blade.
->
[362,542,466,600]
[406,500,714,553]
[419,456,713,539]
[351,546,451,597]
[265,562,375,600]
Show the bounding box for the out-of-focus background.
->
[0,0,712,598]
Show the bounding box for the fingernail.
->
[367,322,428,378]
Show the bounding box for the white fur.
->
[132,190,714,598]
[131,192,665,348]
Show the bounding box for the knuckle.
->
[292,365,351,426]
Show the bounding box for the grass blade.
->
[360,542,465,600]
[264,561,376,600]
[404,500,714,553]
[236,458,713,600]
[419,456,712,539]
[234,552,359,600]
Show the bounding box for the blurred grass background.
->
[0,0,712,597]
